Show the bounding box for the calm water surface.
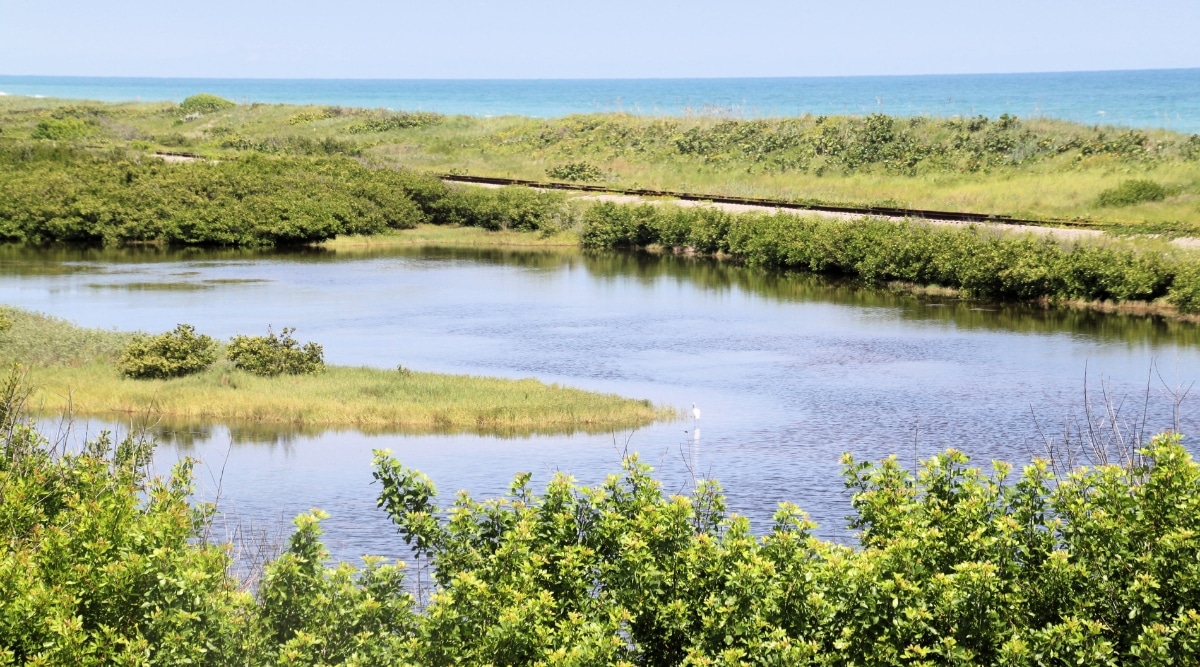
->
[6,246,1199,562]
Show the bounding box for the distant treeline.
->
[581,202,1200,312]
[0,143,567,247]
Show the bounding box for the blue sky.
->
[2,0,1198,79]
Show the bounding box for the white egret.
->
[692,403,701,421]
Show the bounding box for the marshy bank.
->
[0,307,672,432]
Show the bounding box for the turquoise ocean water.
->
[0,69,1198,132]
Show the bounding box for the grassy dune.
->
[2,96,1196,233]
[0,307,674,433]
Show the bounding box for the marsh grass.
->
[0,307,673,431]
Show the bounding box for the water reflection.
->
[6,242,1200,562]
[102,411,668,446]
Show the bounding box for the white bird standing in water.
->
[692,403,701,421]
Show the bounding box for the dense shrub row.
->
[4,360,1200,665]
[0,144,568,247]
[580,202,1200,311]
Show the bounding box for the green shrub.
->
[285,107,345,125]
[0,373,248,664]
[178,93,235,115]
[256,510,417,663]
[220,134,361,157]
[368,433,1200,665]
[1169,261,1200,313]
[442,185,569,232]
[117,324,216,379]
[347,110,443,133]
[227,326,324,376]
[1096,179,1169,207]
[546,161,604,182]
[31,116,94,141]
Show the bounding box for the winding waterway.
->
[6,244,1199,563]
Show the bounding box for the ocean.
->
[0,69,1197,133]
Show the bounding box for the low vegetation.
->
[1096,178,1170,207]
[0,143,570,247]
[547,160,606,182]
[178,93,236,116]
[118,323,217,379]
[0,307,669,432]
[3,360,1199,664]
[227,326,325,376]
[580,202,1200,313]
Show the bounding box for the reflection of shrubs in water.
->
[118,324,217,379]
[227,326,325,376]
[1096,179,1169,207]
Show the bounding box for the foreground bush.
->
[227,326,325,376]
[117,323,216,379]
[5,353,1200,664]
[581,202,1200,312]
[0,372,412,666]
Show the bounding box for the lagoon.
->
[8,244,1200,563]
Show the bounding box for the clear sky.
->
[2,0,1198,79]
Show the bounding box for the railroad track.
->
[440,173,1093,229]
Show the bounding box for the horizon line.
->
[1,66,1198,83]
